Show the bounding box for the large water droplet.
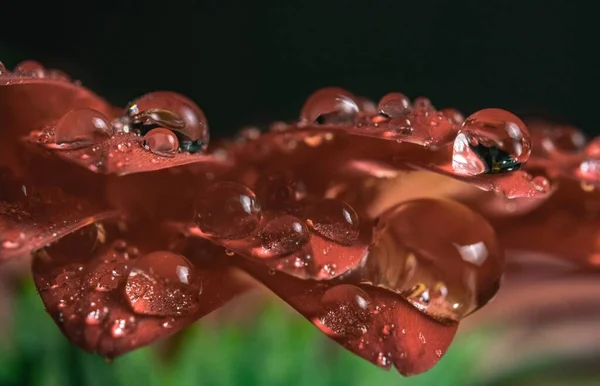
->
[124,251,202,317]
[54,109,112,147]
[300,87,360,125]
[303,199,360,245]
[360,198,503,322]
[377,92,411,117]
[452,108,531,176]
[318,284,371,338]
[13,60,45,78]
[256,215,310,258]
[195,182,262,239]
[127,91,209,153]
[143,128,179,157]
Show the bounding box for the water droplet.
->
[256,215,309,258]
[54,109,112,147]
[0,62,7,76]
[85,306,109,325]
[303,199,360,245]
[584,137,600,158]
[413,97,435,112]
[110,317,136,338]
[143,128,179,157]
[236,126,261,142]
[452,108,531,176]
[376,352,392,369]
[13,60,45,78]
[124,251,202,317]
[377,92,411,117]
[300,87,360,124]
[441,108,465,125]
[195,182,262,239]
[127,91,209,153]
[1,231,25,250]
[96,274,119,291]
[382,324,394,335]
[255,171,306,210]
[318,284,371,338]
[360,198,503,322]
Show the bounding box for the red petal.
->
[32,221,247,358]
[235,257,458,376]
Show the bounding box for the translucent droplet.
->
[110,317,136,338]
[360,199,503,322]
[0,62,7,76]
[538,125,586,154]
[452,108,531,176]
[441,108,465,125]
[318,284,371,338]
[143,128,179,157]
[376,352,392,369]
[1,231,25,250]
[300,87,360,124]
[256,215,310,258]
[585,137,600,158]
[303,199,360,245]
[195,182,262,239]
[377,92,411,117]
[413,97,435,112]
[13,60,45,78]
[124,251,202,317]
[255,171,306,210]
[85,306,109,325]
[55,109,112,146]
[127,91,209,153]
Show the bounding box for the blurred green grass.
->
[1,280,600,386]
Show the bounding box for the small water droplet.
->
[54,109,112,147]
[441,108,465,125]
[110,317,136,338]
[124,251,202,317]
[0,62,7,76]
[127,91,209,153]
[225,249,235,256]
[96,274,119,291]
[303,199,360,245]
[382,324,394,335]
[143,128,179,157]
[85,306,109,325]
[300,87,360,125]
[13,60,45,78]
[195,181,262,239]
[256,215,310,258]
[318,285,371,338]
[376,352,392,369]
[377,92,411,117]
[452,108,531,176]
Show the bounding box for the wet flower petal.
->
[234,256,458,376]
[32,221,247,358]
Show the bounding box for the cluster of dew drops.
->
[6,60,600,361]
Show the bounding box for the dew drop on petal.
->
[124,251,202,317]
[55,109,112,146]
[13,60,45,78]
[0,62,7,76]
[318,284,372,338]
[441,108,465,125]
[256,215,310,258]
[303,199,360,245]
[127,91,209,152]
[452,108,531,176]
[143,128,179,157]
[360,198,503,322]
[377,92,411,118]
[110,317,137,338]
[300,87,360,125]
[195,182,262,239]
